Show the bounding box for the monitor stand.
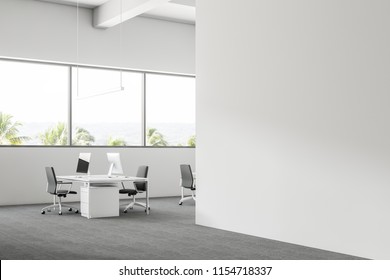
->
[77,171,90,178]
[108,163,114,176]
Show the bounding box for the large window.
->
[0,60,69,145]
[72,67,143,146]
[146,74,195,146]
[0,58,195,147]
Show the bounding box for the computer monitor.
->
[107,153,123,176]
[76,153,91,174]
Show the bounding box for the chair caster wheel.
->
[75,210,79,214]
[124,210,127,213]
[41,211,45,214]
[179,202,183,205]
[59,212,62,215]
[68,208,72,211]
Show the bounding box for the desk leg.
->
[146,181,150,215]
[181,179,184,200]
[86,182,90,219]
[80,182,91,219]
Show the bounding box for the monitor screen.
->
[107,153,123,176]
[76,153,91,174]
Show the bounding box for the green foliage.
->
[146,128,168,146]
[0,112,30,145]
[107,137,127,146]
[72,127,95,146]
[39,122,68,145]
[40,124,96,146]
[187,135,196,147]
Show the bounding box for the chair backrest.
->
[180,164,194,189]
[134,165,149,192]
[45,167,58,195]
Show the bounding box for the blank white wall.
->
[0,0,195,205]
[196,0,390,259]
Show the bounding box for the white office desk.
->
[57,175,149,219]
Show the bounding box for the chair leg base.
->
[179,195,196,205]
[123,202,149,212]
[41,203,79,215]
[179,187,196,205]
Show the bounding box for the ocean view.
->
[18,122,195,146]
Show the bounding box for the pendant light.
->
[76,0,125,100]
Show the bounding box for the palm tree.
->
[107,136,127,146]
[187,135,196,147]
[0,112,30,145]
[147,128,168,146]
[72,127,95,146]
[39,122,68,145]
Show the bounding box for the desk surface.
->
[58,175,147,183]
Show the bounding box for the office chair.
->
[179,164,196,205]
[119,165,149,213]
[41,167,79,215]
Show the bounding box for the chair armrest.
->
[58,182,73,194]
[57,181,72,184]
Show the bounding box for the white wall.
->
[196,0,390,259]
[0,0,195,205]
[0,0,195,74]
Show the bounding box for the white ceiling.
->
[39,0,108,9]
[37,0,195,25]
[143,1,195,25]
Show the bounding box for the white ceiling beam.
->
[142,2,195,25]
[93,0,172,28]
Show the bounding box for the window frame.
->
[145,73,196,147]
[0,57,195,148]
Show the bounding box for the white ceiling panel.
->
[38,0,109,8]
[35,0,195,25]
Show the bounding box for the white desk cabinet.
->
[57,175,149,218]
[80,185,119,219]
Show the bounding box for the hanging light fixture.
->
[118,0,125,91]
[76,0,125,100]
[76,0,79,98]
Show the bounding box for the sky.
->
[0,60,195,124]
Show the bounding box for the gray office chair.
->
[119,165,149,213]
[179,164,196,205]
[41,167,79,215]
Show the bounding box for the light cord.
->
[76,0,79,97]
[120,0,123,89]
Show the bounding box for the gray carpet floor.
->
[0,197,363,260]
